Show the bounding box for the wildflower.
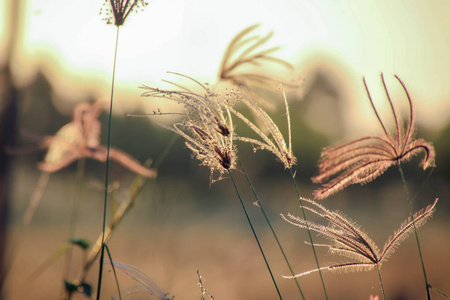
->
[228,89,296,169]
[140,73,237,182]
[39,100,156,177]
[106,260,173,300]
[281,197,438,277]
[100,0,148,26]
[312,74,435,199]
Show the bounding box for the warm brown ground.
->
[4,161,450,300]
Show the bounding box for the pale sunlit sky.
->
[2,0,450,133]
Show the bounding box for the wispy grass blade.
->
[397,162,431,300]
[289,168,329,300]
[97,26,120,300]
[237,157,305,299]
[227,169,283,300]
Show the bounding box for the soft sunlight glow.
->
[2,0,450,131]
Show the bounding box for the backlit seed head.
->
[101,0,149,26]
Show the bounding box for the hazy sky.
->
[3,0,450,132]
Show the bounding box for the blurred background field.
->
[2,1,450,299]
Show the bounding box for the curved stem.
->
[97,26,120,300]
[376,264,386,300]
[227,169,283,300]
[289,168,329,300]
[238,158,305,299]
[397,162,430,300]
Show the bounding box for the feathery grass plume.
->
[23,101,155,227]
[140,73,237,182]
[38,101,156,177]
[100,0,148,26]
[228,89,296,169]
[106,261,173,300]
[312,74,435,200]
[281,197,438,277]
[229,88,329,298]
[142,74,283,299]
[219,24,296,111]
[219,24,293,87]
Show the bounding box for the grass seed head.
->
[312,74,436,200]
[101,0,149,26]
[141,73,237,183]
[281,197,438,278]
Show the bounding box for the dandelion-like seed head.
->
[100,0,148,26]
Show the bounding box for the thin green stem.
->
[237,158,305,299]
[97,26,120,300]
[289,168,329,300]
[376,264,386,300]
[397,163,431,300]
[63,158,86,280]
[104,244,122,300]
[227,169,283,300]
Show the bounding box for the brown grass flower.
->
[39,100,156,177]
[281,197,438,278]
[100,0,148,26]
[227,89,296,169]
[219,24,296,111]
[219,24,293,88]
[140,73,237,182]
[312,74,435,199]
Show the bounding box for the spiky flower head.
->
[227,89,296,169]
[100,0,148,26]
[140,73,237,182]
[312,74,435,199]
[281,197,437,278]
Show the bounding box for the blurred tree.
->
[0,0,21,297]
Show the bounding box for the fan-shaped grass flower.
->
[100,0,148,26]
[312,74,435,199]
[219,24,296,111]
[281,197,438,277]
[140,73,237,182]
[39,100,156,177]
[227,89,296,169]
[219,24,293,88]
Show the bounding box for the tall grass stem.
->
[376,264,386,300]
[63,158,86,279]
[289,168,329,300]
[397,162,431,300]
[227,169,283,300]
[96,26,120,300]
[237,158,305,299]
